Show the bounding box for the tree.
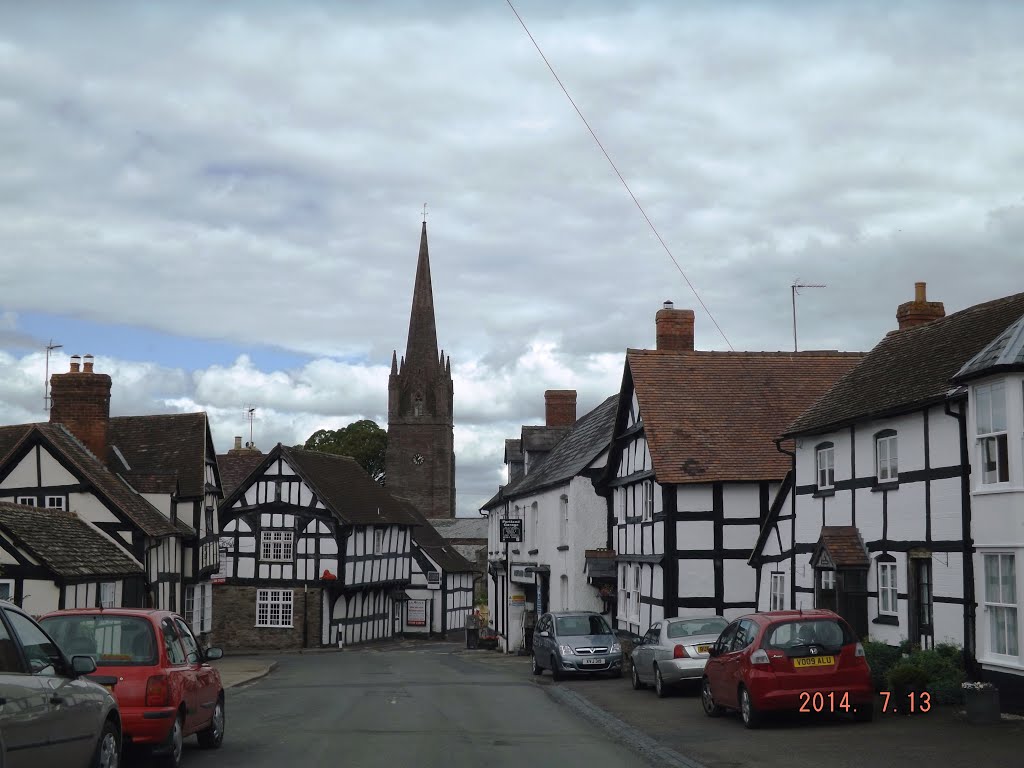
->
[298,419,387,485]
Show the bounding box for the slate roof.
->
[627,350,863,484]
[521,426,570,453]
[953,311,1024,383]
[502,395,618,499]
[787,292,1024,436]
[428,517,488,541]
[0,503,143,579]
[217,451,266,497]
[479,488,504,512]
[403,503,476,573]
[814,526,870,568]
[107,414,210,498]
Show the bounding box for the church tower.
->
[386,222,456,518]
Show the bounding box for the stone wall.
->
[213,584,323,652]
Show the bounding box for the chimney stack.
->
[545,390,577,428]
[49,354,112,460]
[656,301,695,351]
[896,282,945,331]
[234,436,242,450]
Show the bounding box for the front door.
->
[909,557,934,650]
[836,569,869,639]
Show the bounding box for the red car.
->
[701,609,874,729]
[40,608,225,767]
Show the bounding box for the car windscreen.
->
[667,617,729,639]
[764,619,852,652]
[40,615,158,666]
[556,615,612,636]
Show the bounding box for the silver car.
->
[531,611,623,679]
[0,600,121,767]
[631,615,730,697]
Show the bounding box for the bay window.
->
[984,553,1018,657]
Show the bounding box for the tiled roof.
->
[120,471,178,495]
[0,425,33,466]
[0,503,143,579]
[40,425,178,537]
[628,350,863,484]
[404,503,476,573]
[502,395,617,499]
[953,311,1024,383]
[107,413,209,499]
[277,446,421,527]
[787,292,1024,436]
[216,451,266,497]
[521,425,570,453]
[429,517,488,541]
[815,526,870,568]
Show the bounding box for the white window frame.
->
[618,564,629,621]
[984,553,1018,658]
[642,480,654,521]
[99,582,116,608]
[975,380,1009,485]
[185,585,196,627]
[559,495,569,545]
[15,496,35,506]
[820,570,835,591]
[260,531,294,562]
[256,588,294,628]
[202,584,213,633]
[630,565,641,623]
[0,579,13,602]
[373,529,384,555]
[875,432,898,482]
[770,572,786,611]
[816,445,835,490]
[530,502,538,548]
[45,496,66,510]
[878,561,898,616]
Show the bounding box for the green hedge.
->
[866,640,965,704]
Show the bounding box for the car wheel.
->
[197,694,226,748]
[701,677,723,718]
[531,655,543,676]
[550,656,563,681]
[655,666,671,698]
[631,664,645,690]
[155,712,184,768]
[92,717,121,768]
[739,686,761,729]
[853,700,874,723]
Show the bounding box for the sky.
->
[1,0,1022,516]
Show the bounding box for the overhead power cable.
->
[504,0,734,350]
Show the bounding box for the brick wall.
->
[213,584,323,652]
[49,363,112,460]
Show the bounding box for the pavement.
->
[211,656,279,688]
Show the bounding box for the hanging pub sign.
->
[499,518,523,543]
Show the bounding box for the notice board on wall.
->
[408,599,427,626]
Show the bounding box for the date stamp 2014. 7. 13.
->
[799,691,932,714]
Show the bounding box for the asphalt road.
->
[130,644,645,768]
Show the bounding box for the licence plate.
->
[793,655,835,668]
[696,644,711,654]
[581,658,605,665]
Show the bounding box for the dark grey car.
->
[0,600,121,767]
[531,611,623,679]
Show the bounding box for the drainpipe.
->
[944,397,977,675]
[774,438,797,610]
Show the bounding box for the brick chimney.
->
[656,300,695,351]
[49,353,112,460]
[545,390,577,428]
[896,282,945,331]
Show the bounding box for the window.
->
[374,529,384,555]
[878,561,898,615]
[0,613,23,672]
[530,502,538,547]
[642,480,654,520]
[875,431,898,482]
[204,506,215,535]
[560,575,569,609]
[816,443,835,489]
[820,570,835,590]
[260,531,294,561]
[99,582,116,608]
[256,589,294,628]
[619,564,630,621]
[0,580,12,601]
[631,565,641,622]
[770,572,786,611]
[976,381,1009,484]
[161,618,186,664]
[15,496,35,506]
[984,554,1018,657]
[174,617,200,663]
[185,585,195,626]
[45,496,66,510]
[559,495,569,545]
[6,610,66,676]
[202,584,213,634]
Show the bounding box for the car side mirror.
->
[71,654,97,676]
[204,647,224,662]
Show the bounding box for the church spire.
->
[404,221,440,369]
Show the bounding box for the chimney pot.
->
[915,282,927,302]
[896,281,945,331]
[70,355,81,373]
[655,306,695,351]
[663,300,674,310]
[544,389,577,428]
[83,354,94,373]
[234,436,242,450]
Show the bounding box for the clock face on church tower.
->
[413,454,425,465]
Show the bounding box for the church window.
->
[413,392,424,416]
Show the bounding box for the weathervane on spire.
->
[422,203,428,223]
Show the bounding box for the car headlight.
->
[559,644,574,657]
[610,643,621,654]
